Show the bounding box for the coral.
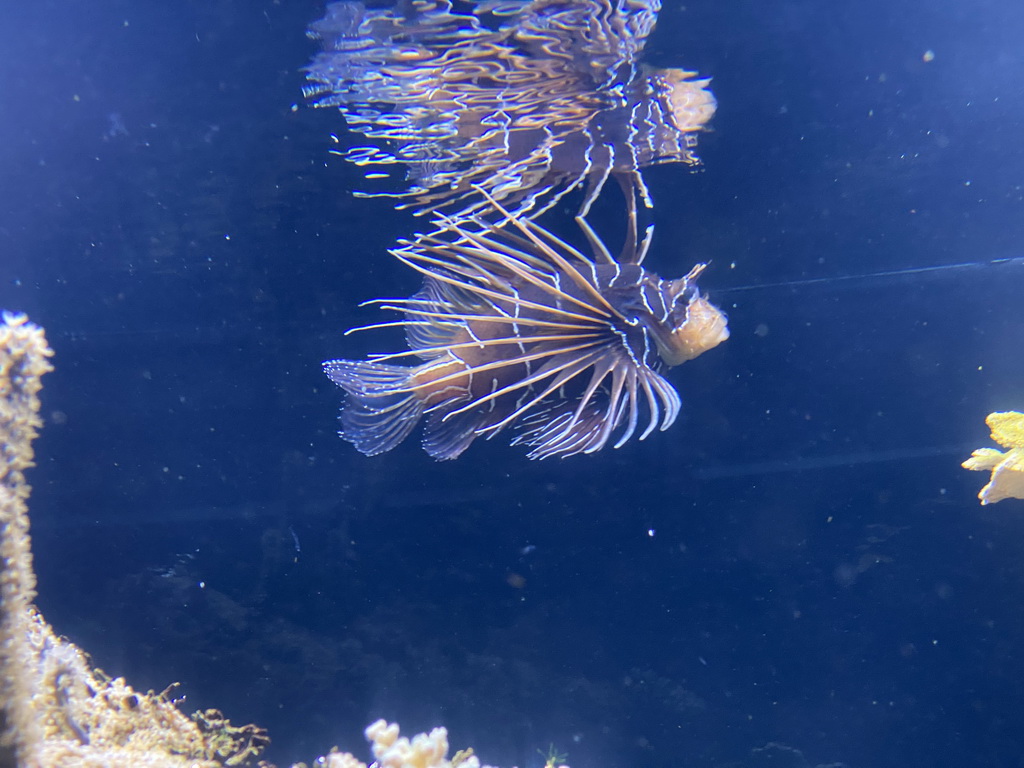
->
[192,708,271,765]
[366,719,451,768]
[0,313,269,767]
[28,607,222,768]
[0,312,53,765]
[302,720,562,768]
[962,411,1024,505]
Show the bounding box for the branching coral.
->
[309,720,567,768]
[962,411,1024,505]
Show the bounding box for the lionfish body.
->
[304,0,716,219]
[324,210,728,459]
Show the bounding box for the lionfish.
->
[304,0,716,220]
[323,199,729,459]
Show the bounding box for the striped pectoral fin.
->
[512,401,612,459]
[323,359,425,456]
[421,406,491,460]
[510,363,684,459]
[420,366,518,460]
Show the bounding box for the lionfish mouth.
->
[323,198,728,460]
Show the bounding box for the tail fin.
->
[323,360,424,456]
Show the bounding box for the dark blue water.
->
[2,1,1024,766]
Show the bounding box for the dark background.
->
[2,1,1024,766]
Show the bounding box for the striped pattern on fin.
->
[323,360,423,456]
[422,408,491,460]
[401,277,477,355]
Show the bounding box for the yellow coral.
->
[0,312,53,764]
[962,411,1024,505]
[0,313,269,768]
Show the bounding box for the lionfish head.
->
[644,265,730,368]
[652,67,718,135]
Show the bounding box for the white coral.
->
[366,720,451,768]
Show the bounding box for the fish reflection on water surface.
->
[304,0,716,219]
[323,207,729,459]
